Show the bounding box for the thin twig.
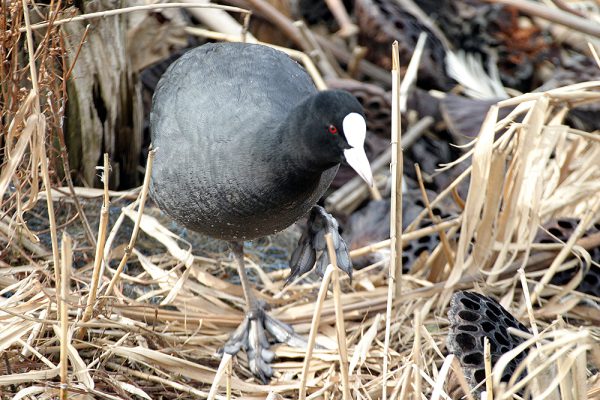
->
[226,355,232,399]
[59,232,72,400]
[105,362,214,398]
[483,0,600,38]
[412,311,422,396]
[349,218,461,261]
[588,43,600,69]
[452,356,477,400]
[294,20,338,80]
[325,233,350,400]
[299,265,335,400]
[383,40,403,400]
[19,3,251,32]
[208,353,233,400]
[316,34,393,86]
[243,0,308,50]
[0,122,35,208]
[104,149,155,298]
[241,12,251,43]
[484,337,493,399]
[530,196,600,303]
[53,26,96,247]
[22,0,40,91]
[324,0,358,38]
[78,154,110,339]
[430,355,455,400]
[399,32,427,113]
[414,163,455,276]
[392,39,404,306]
[22,0,61,290]
[347,46,367,78]
[395,0,452,50]
[62,25,90,82]
[551,0,586,18]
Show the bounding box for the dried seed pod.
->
[537,54,600,131]
[447,291,530,395]
[417,0,550,90]
[327,78,395,138]
[354,0,450,90]
[535,218,600,297]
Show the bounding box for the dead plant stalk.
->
[19,3,251,32]
[22,0,61,292]
[326,233,351,400]
[383,40,403,400]
[78,154,110,339]
[299,264,335,400]
[60,232,72,399]
[104,149,155,298]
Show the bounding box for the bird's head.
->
[303,90,374,187]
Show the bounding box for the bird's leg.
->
[223,241,307,383]
[286,205,353,284]
[231,241,258,312]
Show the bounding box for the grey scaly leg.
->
[222,241,307,383]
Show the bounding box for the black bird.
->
[150,42,373,381]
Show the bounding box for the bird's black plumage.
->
[150,42,364,241]
[149,42,371,382]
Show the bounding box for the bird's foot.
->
[222,301,307,383]
[286,205,352,284]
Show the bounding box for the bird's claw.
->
[222,305,307,383]
[287,205,353,284]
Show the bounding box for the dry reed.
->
[1,0,599,399]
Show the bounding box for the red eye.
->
[328,125,338,134]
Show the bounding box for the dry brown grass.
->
[1,1,599,399]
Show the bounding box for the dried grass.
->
[1,0,599,399]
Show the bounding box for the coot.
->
[150,42,373,382]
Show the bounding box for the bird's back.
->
[151,43,315,146]
[150,43,336,240]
